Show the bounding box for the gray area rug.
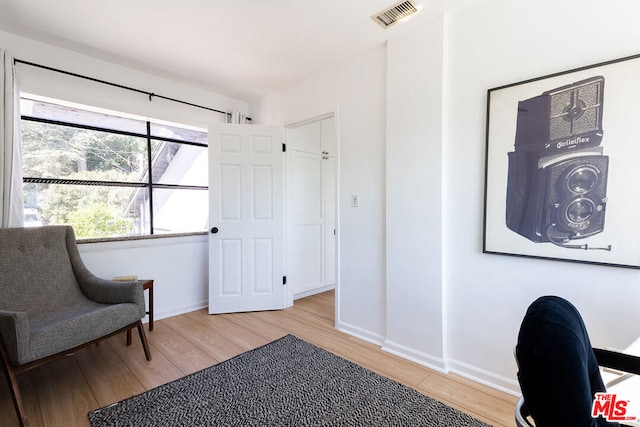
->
[88,334,491,426]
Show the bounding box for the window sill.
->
[78,231,207,245]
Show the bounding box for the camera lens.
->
[567,166,598,194]
[565,197,595,224]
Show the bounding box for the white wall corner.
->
[384,9,448,375]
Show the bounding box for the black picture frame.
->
[483,53,640,269]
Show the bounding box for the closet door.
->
[286,116,337,298]
[288,150,324,295]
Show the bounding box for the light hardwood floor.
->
[0,291,518,426]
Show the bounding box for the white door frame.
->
[284,109,340,317]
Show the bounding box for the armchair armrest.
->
[63,226,145,317]
[77,277,146,318]
[0,311,30,366]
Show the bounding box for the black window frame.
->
[21,105,209,237]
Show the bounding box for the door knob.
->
[211,227,219,234]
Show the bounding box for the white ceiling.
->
[0,0,478,101]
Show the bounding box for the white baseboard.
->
[447,358,521,396]
[336,320,385,346]
[337,322,447,373]
[381,339,448,373]
[336,320,520,397]
[153,300,209,322]
[293,284,335,300]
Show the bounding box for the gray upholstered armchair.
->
[0,226,151,427]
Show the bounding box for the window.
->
[20,97,209,239]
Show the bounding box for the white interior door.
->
[208,123,286,314]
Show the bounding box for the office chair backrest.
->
[515,295,616,426]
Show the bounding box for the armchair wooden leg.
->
[0,339,28,427]
[137,320,152,361]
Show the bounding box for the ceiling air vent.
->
[371,0,420,29]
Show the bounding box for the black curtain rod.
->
[14,58,247,119]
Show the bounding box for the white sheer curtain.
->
[227,110,247,124]
[0,48,24,227]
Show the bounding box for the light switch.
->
[351,194,359,207]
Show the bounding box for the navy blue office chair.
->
[515,296,640,427]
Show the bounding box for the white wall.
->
[444,0,640,392]
[79,235,209,322]
[1,30,252,321]
[255,0,640,395]
[1,30,248,129]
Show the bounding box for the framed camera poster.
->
[483,53,640,268]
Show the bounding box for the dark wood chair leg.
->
[126,279,153,344]
[0,340,28,427]
[137,320,152,361]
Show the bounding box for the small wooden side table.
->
[126,279,154,345]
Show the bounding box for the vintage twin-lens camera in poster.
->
[484,54,640,268]
[506,76,609,248]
